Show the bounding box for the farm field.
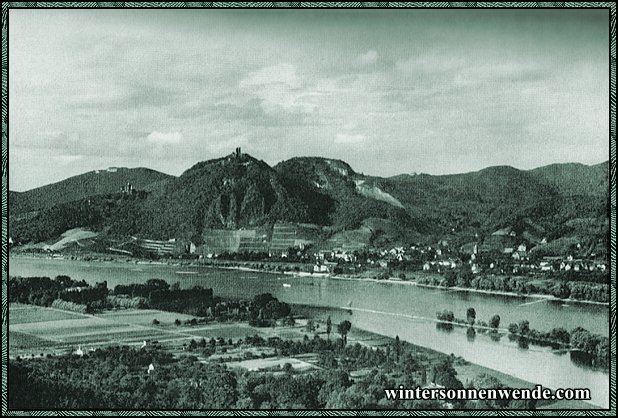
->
[8,305,194,357]
[8,304,312,358]
[98,309,196,326]
[184,323,270,339]
[10,304,86,324]
[9,331,59,350]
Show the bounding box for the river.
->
[8,256,611,408]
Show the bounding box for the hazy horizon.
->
[9,8,610,191]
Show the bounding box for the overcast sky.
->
[9,8,609,191]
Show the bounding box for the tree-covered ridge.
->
[9,191,149,244]
[137,153,316,240]
[380,165,607,237]
[8,153,609,252]
[529,161,608,197]
[10,167,174,215]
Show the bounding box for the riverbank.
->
[184,261,609,307]
[298,309,596,410]
[8,254,609,407]
[9,252,609,306]
[9,300,596,410]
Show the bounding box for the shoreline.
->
[189,263,609,307]
[9,252,609,307]
[8,300,598,409]
[226,265,608,307]
[8,255,607,408]
[292,306,599,409]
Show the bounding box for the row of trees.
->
[506,321,609,367]
[435,306,609,367]
[9,275,108,313]
[10,276,294,327]
[506,321,571,349]
[418,269,609,303]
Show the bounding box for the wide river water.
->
[8,256,611,407]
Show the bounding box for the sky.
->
[8,8,610,191]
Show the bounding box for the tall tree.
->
[326,316,332,340]
[337,320,352,346]
[466,307,476,326]
[489,314,500,330]
[394,335,401,362]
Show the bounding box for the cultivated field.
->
[10,304,86,324]
[8,304,310,359]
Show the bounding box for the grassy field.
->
[8,305,190,356]
[98,309,196,326]
[10,304,86,324]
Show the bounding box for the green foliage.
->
[337,320,352,345]
[431,358,463,389]
[466,307,476,325]
[10,167,172,215]
[248,293,291,326]
[8,346,236,409]
[8,275,103,311]
[10,192,149,244]
[8,324,520,410]
[418,273,609,303]
[570,327,609,367]
[489,314,501,329]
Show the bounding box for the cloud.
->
[147,131,183,144]
[239,63,320,116]
[453,63,548,87]
[395,55,464,74]
[70,84,183,111]
[335,133,365,144]
[210,98,308,127]
[357,50,378,66]
[240,63,300,89]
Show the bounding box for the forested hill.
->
[135,153,319,239]
[10,167,174,214]
[7,152,610,250]
[529,161,608,197]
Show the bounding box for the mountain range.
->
[8,151,609,256]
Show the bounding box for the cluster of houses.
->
[537,256,607,273]
[118,221,607,277]
[311,240,607,277]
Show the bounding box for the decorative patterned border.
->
[0,2,615,416]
